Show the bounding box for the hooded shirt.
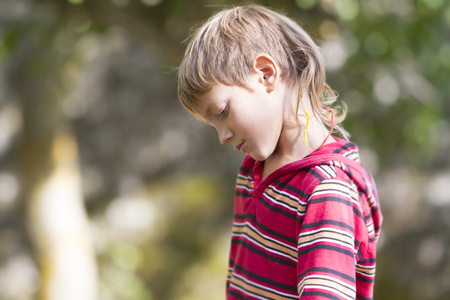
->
[226,138,383,300]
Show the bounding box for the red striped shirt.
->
[226,138,382,300]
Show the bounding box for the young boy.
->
[177,5,382,300]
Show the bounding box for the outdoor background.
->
[0,0,449,299]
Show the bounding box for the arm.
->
[296,178,367,300]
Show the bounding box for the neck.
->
[262,95,334,179]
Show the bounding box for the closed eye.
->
[219,104,228,119]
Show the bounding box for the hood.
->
[294,138,382,239]
[293,138,377,201]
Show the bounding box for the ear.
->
[252,54,280,93]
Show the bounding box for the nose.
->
[218,126,233,144]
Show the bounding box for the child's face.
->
[195,75,285,162]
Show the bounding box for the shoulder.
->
[306,161,356,195]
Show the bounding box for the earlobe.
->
[252,54,279,92]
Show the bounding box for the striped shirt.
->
[226,138,382,300]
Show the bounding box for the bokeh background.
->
[0,0,449,299]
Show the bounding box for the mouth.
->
[234,142,244,152]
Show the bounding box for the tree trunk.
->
[26,130,98,300]
[6,11,99,298]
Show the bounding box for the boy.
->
[177,5,382,300]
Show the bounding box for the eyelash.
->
[219,105,228,119]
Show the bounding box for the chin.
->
[249,149,272,162]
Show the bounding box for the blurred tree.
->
[1,1,98,299]
[0,0,449,299]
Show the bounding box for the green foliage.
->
[67,0,84,4]
[0,29,19,63]
[112,243,145,272]
[94,174,232,300]
[295,0,316,10]
[335,0,360,21]
[1,0,449,299]
[404,106,440,157]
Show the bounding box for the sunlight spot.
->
[417,237,444,268]
[336,0,360,21]
[373,74,400,106]
[321,33,358,72]
[0,172,19,208]
[0,252,40,298]
[426,172,450,206]
[321,38,348,71]
[106,197,157,233]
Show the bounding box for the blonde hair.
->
[177,5,347,130]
